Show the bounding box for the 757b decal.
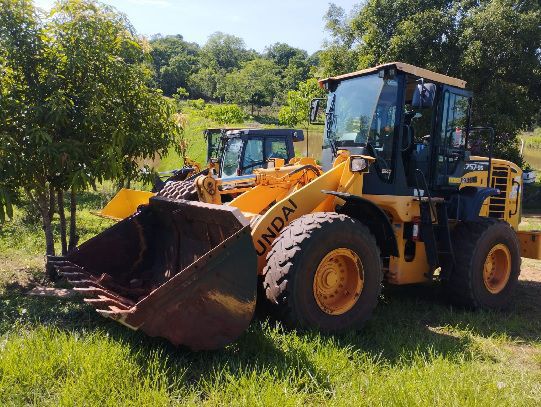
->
[464,162,488,172]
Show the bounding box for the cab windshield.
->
[221,137,243,178]
[325,73,399,180]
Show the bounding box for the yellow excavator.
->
[49,62,540,350]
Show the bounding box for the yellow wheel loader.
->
[99,127,304,220]
[49,62,541,350]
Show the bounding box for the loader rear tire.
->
[158,180,198,201]
[263,212,382,332]
[443,218,521,309]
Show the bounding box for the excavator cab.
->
[100,128,304,220]
[318,63,477,197]
[316,62,524,285]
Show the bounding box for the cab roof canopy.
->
[225,128,304,142]
[205,128,304,142]
[319,62,467,89]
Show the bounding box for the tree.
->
[281,55,311,96]
[0,0,179,267]
[278,79,325,127]
[187,66,223,100]
[264,42,308,69]
[200,32,250,71]
[149,34,200,96]
[158,54,196,96]
[173,87,189,101]
[320,0,541,166]
[220,58,280,115]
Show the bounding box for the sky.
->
[34,0,360,54]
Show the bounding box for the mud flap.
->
[50,196,257,350]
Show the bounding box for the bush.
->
[186,98,206,110]
[525,135,541,150]
[203,104,246,124]
[172,87,189,102]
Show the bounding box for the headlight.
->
[350,157,368,172]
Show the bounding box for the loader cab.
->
[204,128,242,163]
[219,129,303,179]
[319,62,473,197]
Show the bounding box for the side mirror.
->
[309,99,320,123]
[308,98,327,124]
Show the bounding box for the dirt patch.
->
[521,258,541,281]
[503,343,541,371]
[26,286,76,298]
[0,254,48,293]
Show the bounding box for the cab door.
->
[432,86,472,188]
[205,130,223,163]
[239,138,264,175]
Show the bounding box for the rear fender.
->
[448,186,500,221]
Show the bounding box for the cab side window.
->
[440,91,469,149]
[266,139,289,160]
[242,139,264,175]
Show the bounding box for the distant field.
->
[521,130,541,172]
[1,196,540,405]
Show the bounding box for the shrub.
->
[203,104,246,124]
[186,98,206,110]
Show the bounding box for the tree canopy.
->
[0,0,179,256]
[147,33,317,107]
[320,0,541,164]
[150,34,200,96]
[220,58,280,114]
[279,79,325,127]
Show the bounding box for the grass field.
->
[1,192,541,405]
[521,130,541,173]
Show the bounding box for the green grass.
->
[157,105,257,172]
[1,200,541,405]
[521,129,541,172]
[157,104,319,173]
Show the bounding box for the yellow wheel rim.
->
[313,248,363,315]
[483,243,511,294]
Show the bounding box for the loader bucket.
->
[51,196,257,350]
[98,188,155,221]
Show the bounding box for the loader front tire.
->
[444,218,521,309]
[263,213,382,332]
[158,180,198,201]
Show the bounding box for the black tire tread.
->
[157,180,198,201]
[445,217,521,308]
[263,212,382,330]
